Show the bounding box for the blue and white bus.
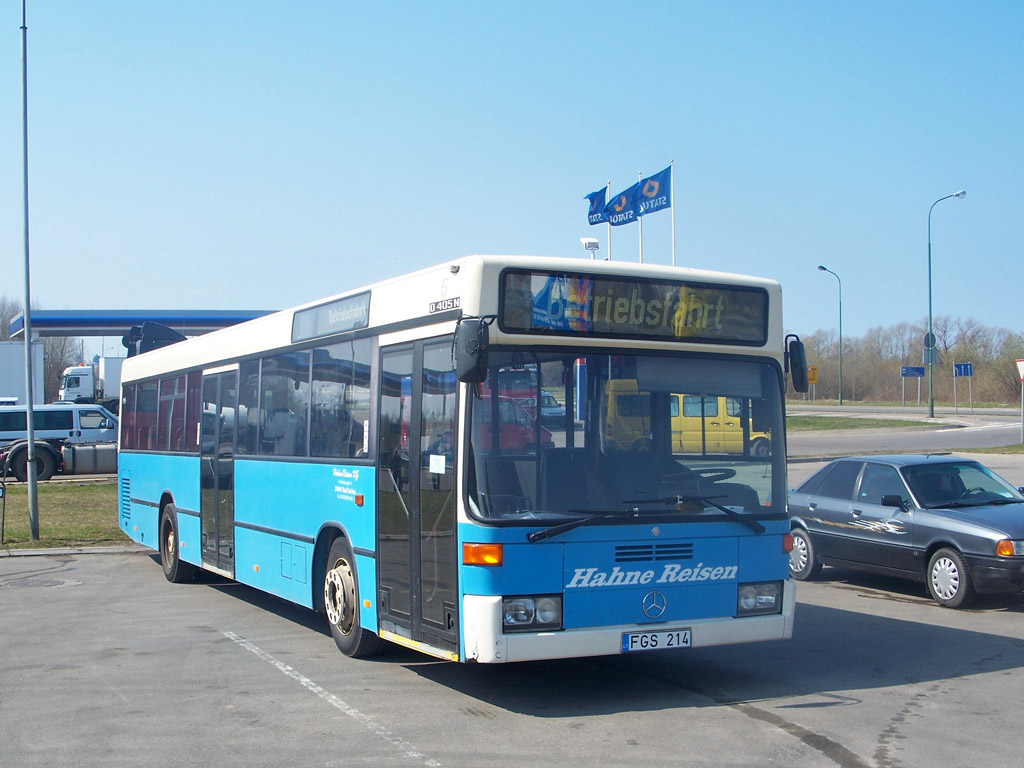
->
[117,255,808,663]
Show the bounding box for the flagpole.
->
[670,159,676,267]
[605,180,611,261]
[637,171,643,263]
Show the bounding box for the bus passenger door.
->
[200,371,237,576]
[377,339,458,655]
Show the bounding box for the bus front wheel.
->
[324,537,383,658]
[160,505,197,583]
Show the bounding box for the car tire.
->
[750,438,770,458]
[927,547,976,608]
[324,537,384,658]
[789,528,822,580]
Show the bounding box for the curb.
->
[0,545,150,558]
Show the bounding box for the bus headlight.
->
[736,582,782,616]
[502,595,562,632]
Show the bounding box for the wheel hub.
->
[931,558,959,599]
[324,558,355,632]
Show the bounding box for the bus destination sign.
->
[291,291,371,343]
[499,270,768,345]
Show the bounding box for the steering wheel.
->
[959,486,985,498]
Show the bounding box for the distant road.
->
[787,403,1022,455]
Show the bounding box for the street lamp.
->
[817,265,843,405]
[927,190,966,418]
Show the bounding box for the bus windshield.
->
[466,349,784,524]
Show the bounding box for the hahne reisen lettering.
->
[565,563,738,589]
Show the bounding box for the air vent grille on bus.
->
[119,476,131,525]
[615,543,693,563]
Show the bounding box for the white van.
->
[0,403,118,447]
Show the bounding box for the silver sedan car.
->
[788,454,1024,607]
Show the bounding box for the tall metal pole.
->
[21,0,39,539]
[817,266,843,406]
[637,171,643,263]
[927,190,966,418]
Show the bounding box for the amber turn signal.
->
[463,542,503,566]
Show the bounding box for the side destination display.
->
[499,270,768,345]
[292,292,371,343]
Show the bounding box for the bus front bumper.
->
[462,581,796,663]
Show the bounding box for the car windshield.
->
[465,349,785,524]
[902,461,1024,507]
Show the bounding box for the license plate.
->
[621,628,692,652]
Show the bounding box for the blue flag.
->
[637,166,671,217]
[603,182,641,226]
[585,188,608,225]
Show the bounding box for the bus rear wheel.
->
[324,537,383,658]
[160,505,197,583]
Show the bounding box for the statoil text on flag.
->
[603,182,641,226]
[638,166,671,216]
[585,188,608,225]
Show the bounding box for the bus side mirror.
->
[455,318,490,384]
[786,335,809,393]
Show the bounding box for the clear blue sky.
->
[2,1,1021,348]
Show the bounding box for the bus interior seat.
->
[541,448,591,514]
[482,457,530,517]
[703,482,760,511]
[602,450,666,504]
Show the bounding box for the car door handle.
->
[808,502,817,510]
[852,508,863,517]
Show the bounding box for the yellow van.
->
[602,381,771,457]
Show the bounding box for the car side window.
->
[813,461,863,500]
[857,464,907,505]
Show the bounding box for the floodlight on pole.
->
[580,237,600,259]
[926,189,966,418]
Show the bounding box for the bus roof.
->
[121,255,784,383]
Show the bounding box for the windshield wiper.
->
[624,495,766,535]
[526,508,642,543]
[987,498,1024,505]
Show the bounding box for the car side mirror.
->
[455,318,490,384]
[881,494,910,512]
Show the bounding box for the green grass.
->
[786,415,926,431]
[0,480,129,551]
[963,443,1024,455]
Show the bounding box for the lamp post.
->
[927,190,966,418]
[817,265,843,405]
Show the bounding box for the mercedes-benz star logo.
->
[642,590,667,619]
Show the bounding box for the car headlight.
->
[502,595,562,632]
[996,539,1024,557]
[736,582,783,616]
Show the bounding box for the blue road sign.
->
[901,366,925,378]
[954,363,973,377]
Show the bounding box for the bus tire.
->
[324,537,383,658]
[750,437,770,458]
[160,505,197,583]
[10,448,56,483]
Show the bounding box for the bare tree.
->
[1,295,22,340]
[44,337,82,402]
